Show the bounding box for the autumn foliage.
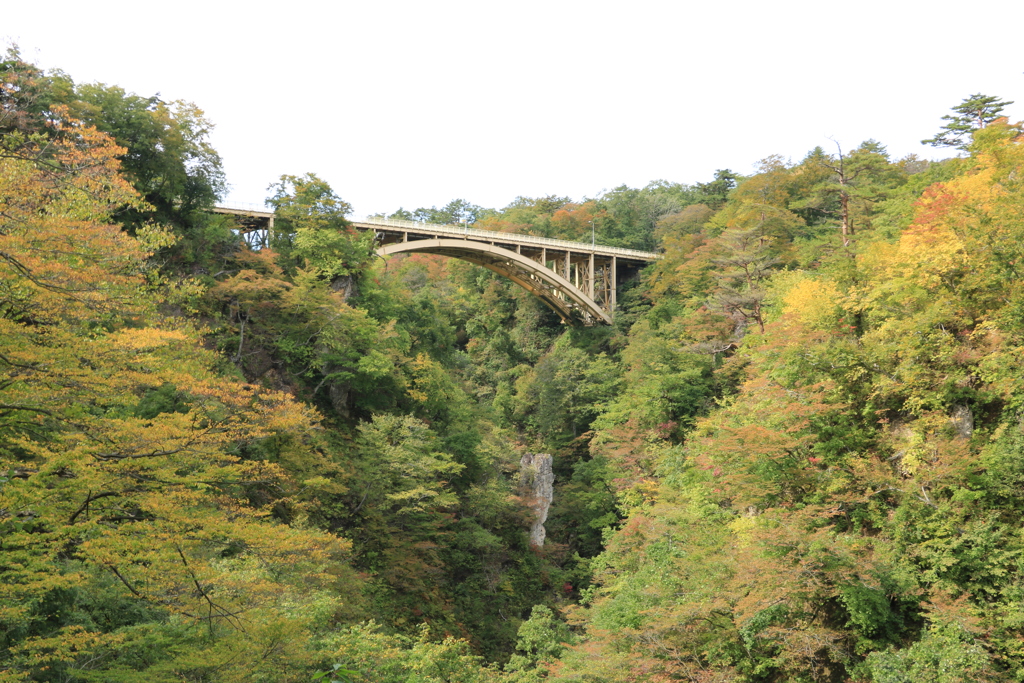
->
[7,51,1024,683]
[1,80,355,683]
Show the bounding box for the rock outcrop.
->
[519,453,554,548]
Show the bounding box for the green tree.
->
[504,605,576,680]
[863,623,999,683]
[356,413,464,516]
[696,168,739,209]
[324,622,491,683]
[503,337,621,446]
[413,198,485,225]
[63,84,231,270]
[266,173,374,288]
[922,93,1014,151]
[792,140,906,246]
[711,226,778,334]
[594,181,701,251]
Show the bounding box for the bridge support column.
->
[587,253,595,299]
[611,256,617,312]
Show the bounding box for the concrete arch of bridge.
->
[377,238,612,325]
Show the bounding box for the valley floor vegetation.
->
[3,49,1024,682]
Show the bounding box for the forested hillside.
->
[3,48,1024,682]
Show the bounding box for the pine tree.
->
[922,93,1014,151]
[711,227,778,334]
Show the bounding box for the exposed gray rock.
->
[519,453,554,548]
[330,274,359,301]
[950,404,974,440]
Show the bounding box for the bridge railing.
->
[350,215,660,261]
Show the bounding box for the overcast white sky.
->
[5,0,1023,216]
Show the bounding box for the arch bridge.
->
[212,205,659,325]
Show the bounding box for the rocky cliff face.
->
[519,453,554,548]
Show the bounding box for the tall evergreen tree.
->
[922,93,1014,150]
